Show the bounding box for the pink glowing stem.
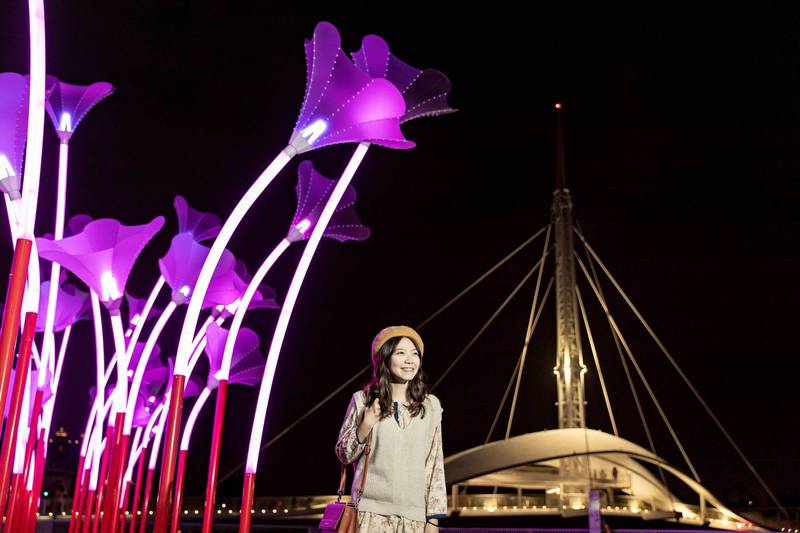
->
[148,405,168,471]
[0,311,37,514]
[244,142,369,475]
[3,196,20,244]
[89,436,107,493]
[119,427,142,504]
[118,480,131,532]
[79,358,115,461]
[124,301,177,435]
[239,472,255,532]
[0,1,45,437]
[39,324,72,447]
[29,290,73,493]
[38,140,69,391]
[69,454,86,531]
[200,380,227,533]
[89,291,107,440]
[179,387,211,452]
[82,489,95,533]
[173,149,293,376]
[12,364,33,474]
[185,315,223,376]
[170,450,188,533]
[217,239,290,380]
[18,0,45,240]
[124,403,163,486]
[23,244,41,318]
[27,429,45,528]
[137,469,154,533]
[151,331,211,533]
[110,313,129,418]
[127,444,146,533]
[85,396,114,510]
[15,388,40,488]
[125,276,166,340]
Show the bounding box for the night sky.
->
[1,1,798,511]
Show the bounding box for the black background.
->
[0,1,798,509]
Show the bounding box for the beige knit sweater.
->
[336,390,444,522]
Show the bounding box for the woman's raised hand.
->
[357,398,381,441]
[363,398,381,427]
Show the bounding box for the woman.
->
[336,325,446,532]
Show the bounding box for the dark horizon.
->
[0,1,798,513]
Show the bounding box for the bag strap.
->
[336,430,373,502]
[356,430,372,496]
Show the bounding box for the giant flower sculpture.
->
[154,21,411,533]
[239,30,454,531]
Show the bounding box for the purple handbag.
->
[320,431,372,532]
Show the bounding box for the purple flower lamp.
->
[44,76,113,142]
[37,217,165,312]
[0,73,29,199]
[173,195,221,242]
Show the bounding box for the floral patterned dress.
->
[336,394,447,532]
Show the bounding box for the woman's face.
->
[387,337,421,384]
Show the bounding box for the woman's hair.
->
[364,336,428,419]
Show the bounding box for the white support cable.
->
[575,285,618,436]
[486,354,522,445]
[488,276,553,443]
[217,230,551,485]
[417,226,548,329]
[579,240,667,488]
[574,253,701,482]
[585,271,670,492]
[432,256,547,392]
[575,229,788,518]
[505,228,552,439]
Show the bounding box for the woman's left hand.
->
[424,522,439,533]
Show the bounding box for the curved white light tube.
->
[124,402,163,485]
[18,0,46,240]
[86,392,114,491]
[40,325,71,444]
[51,325,70,393]
[78,344,116,459]
[25,453,35,491]
[89,436,106,491]
[124,301,177,434]
[148,404,169,470]
[125,276,166,341]
[147,364,201,472]
[173,150,293,376]
[217,239,290,381]
[79,394,101,459]
[184,315,221,379]
[245,143,370,473]
[12,364,33,474]
[179,387,211,451]
[119,426,143,491]
[21,239,40,317]
[110,312,129,417]
[89,291,107,463]
[30,343,41,374]
[3,196,20,245]
[38,141,70,389]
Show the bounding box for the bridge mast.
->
[551,104,589,493]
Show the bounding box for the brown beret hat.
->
[371,326,424,367]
